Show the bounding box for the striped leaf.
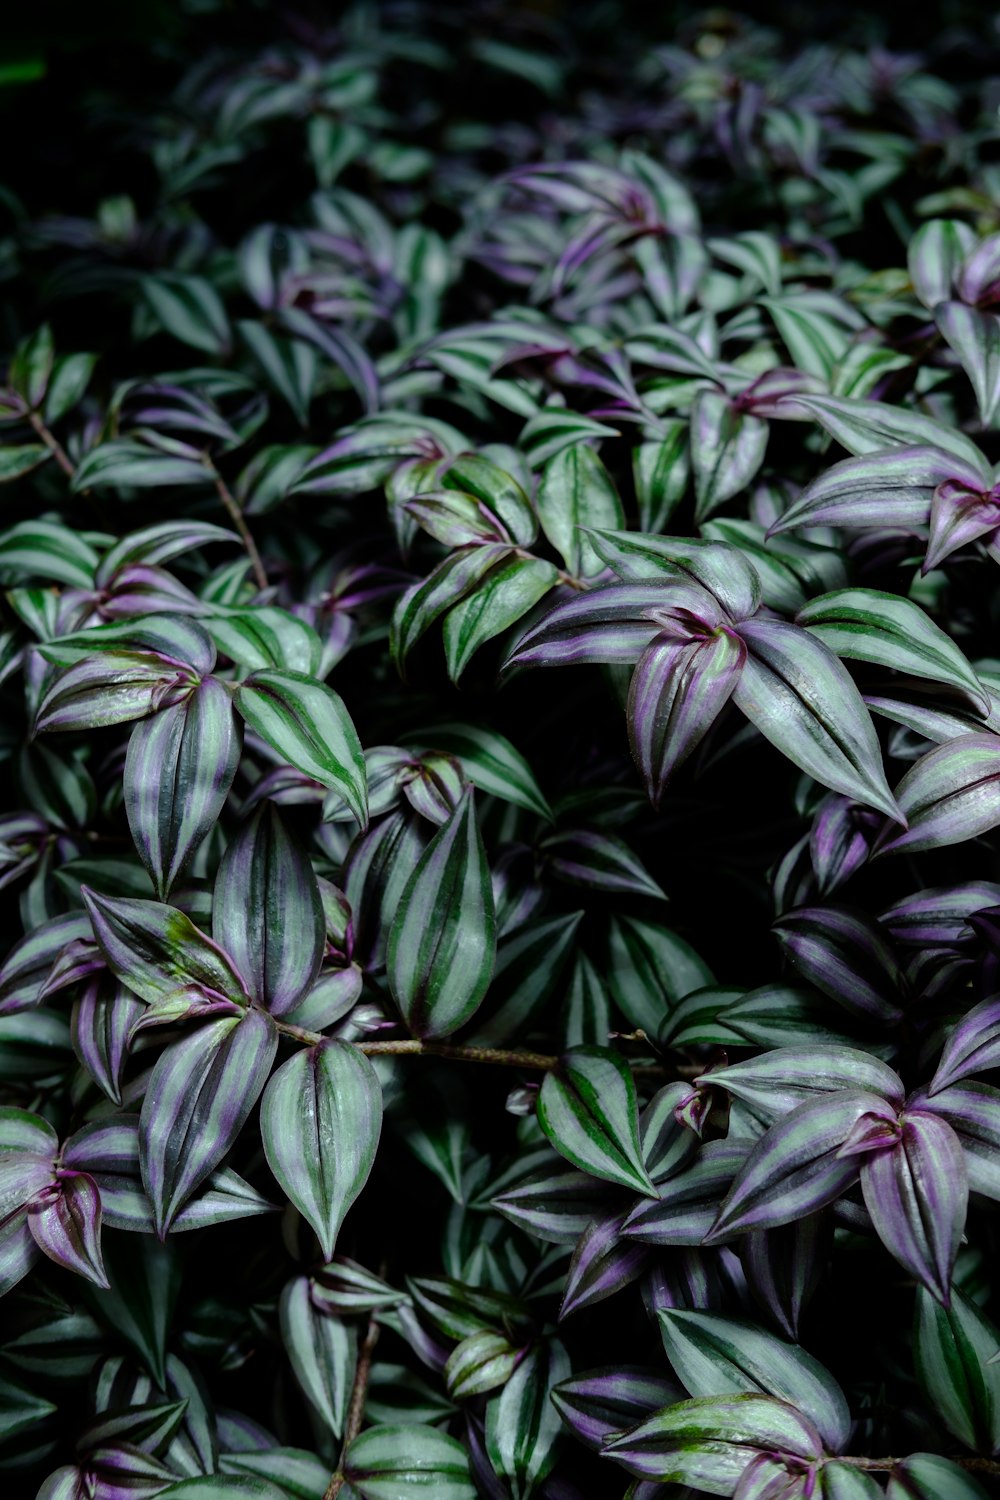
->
[213,806,323,1017]
[656,1309,850,1450]
[797,589,987,712]
[485,1339,570,1498]
[235,669,367,826]
[82,888,250,1009]
[260,1041,382,1261]
[442,553,558,682]
[387,790,496,1038]
[535,444,624,576]
[344,1424,475,1499]
[732,617,901,820]
[875,735,1000,856]
[27,1171,108,1288]
[139,1009,278,1236]
[551,1367,682,1452]
[914,1284,1000,1453]
[706,1093,897,1240]
[860,1111,967,1305]
[538,1046,656,1197]
[125,677,242,898]
[279,1275,356,1438]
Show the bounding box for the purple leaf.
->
[930,994,1000,1093]
[139,1009,278,1236]
[873,734,1000,857]
[213,805,324,1017]
[732,618,901,820]
[859,1111,967,1304]
[82,888,250,1009]
[912,1081,1000,1202]
[559,1209,653,1318]
[772,907,904,1023]
[0,913,91,1015]
[503,579,723,671]
[628,627,746,806]
[743,1214,830,1342]
[702,1045,905,1124]
[125,676,242,899]
[34,653,195,734]
[706,1093,898,1240]
[70,976,145,1104]
[935,300,1000,427]
[768,447,963,537]
[623,1142,751,1245]
[27,1171,109,1288]
[551,1368,683,1452]
[691,388,769,521]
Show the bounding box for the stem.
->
[323,1312,381,1500]
[273,1023,557,1071]
[28,412,76,479]
[839,1455,1000,1477]
[207,463,268,592]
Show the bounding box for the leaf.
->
[34,653,194,735]
[551,1367,682,1452]
[485,1339,570,1498]
[538,1046,656,1196]
[445,1330,522,1400]
[535,444,624,576]
[706,1093,897,1240]
[238,322,316,425]
[931,995,1000,1093]
[606,915,714,1036]
[27,1171,109,1288]
[732,617,901,820]
[261,1041,382,1261]
[142,274,231,355]
[204,608,323,676]
[628,627,746,805]
[387,790,496,1038]
[539,829,665,899]
[72,440,210,492]
[404,723,551,819]
[125,677,242,898]
[442,553,558,681]
[797,589,987,712]
[602,1392,823,1486]
[587,531,762,623]
[782,393,987,469]
[632,425,689,533]
[157,1477,286,1499]
[622,1142,750,1247]
[770,447,974,537]
[771,907,904,1024]
[691,389,769,522]
[559,1208,652,1318]
[656,1309,851,1451]
[914,1284,1000,1453]
[704,1045,905,1124]
[0,445,49,482]
[139,1009,278,1236]
[213,805,324,1017]
[859,1111,967,1305]
[234,670,367,826]
[0,520,100,588]
[82,888,250,1008]
[441,454,538,546]
[908,219,976,308]
[935,301,1000,426]
[915,1081,1000,1202]
[343,1424,476,1499]
[279,1275,356,1438]
[504,579,719,672]
[886,1454,990,1500]
[874,735,1000,856]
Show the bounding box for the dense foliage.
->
[5,3,1000,1496]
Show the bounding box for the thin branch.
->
[28,412,76,479]
[838,1455,1000,1477]
[323,1312,381,1500]
[206,463,268,592]
[273,1023,557,1071]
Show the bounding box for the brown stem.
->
[323,1313,381,1500]
[273,1024,557,1071]
[28,412,76,479]
[206,463,268,592]
[839,1455,1000,1477]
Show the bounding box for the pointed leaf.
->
[387,790,496,1038]
[125,677,242,899]
[344,1423,475,1499]
[261,1040,382,1261]
[538,1046,656,1196]
[82,888,250,1008]
[28,1172,108,1288]
[139,1009,278,1236]
[535,444,624,577]
[235,670,366,826]
[860,1111,967,1304]
[875,735,1000,856]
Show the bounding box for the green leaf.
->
[691,389,769,522]
[538,1046,656,1196]
[445,1329,521,1400]
[261,1041,382,1261]
[535,445,624,576]
[441,454,537,546]
[344,1424,475,1499]
[279,1274,356,1438]
[235,669,367,826]
[0,520,99,587]
[0,446,49,483]
[797,588,988,712]
[387,790,496,1037]
[402,723,551,820]
[238,322,316,425]
[141,274,231,355]
[485,1340,571,1498]
[204,607,323,676]
[914,1285,1000,1453]
[442,553,558,681]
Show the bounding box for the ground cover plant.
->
[4,1,1000,1496]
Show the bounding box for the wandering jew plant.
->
[5,3,1000,1497]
